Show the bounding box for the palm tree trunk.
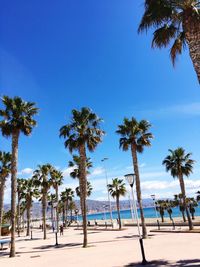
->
[55,186,59,232]
[131,143,147,238]
[42,193,47,239]
[65,200,69,226]
[116,196,121,229]
[26,200,31,236]
[179,174,193,230]
[22,212,25,231]
[62,207,65,225]
[161,213,164,223]
[79,144,87,248]
[10,130,19,258]
[17,192,20,237]
[183,12,200,83]
[181,209,186,222]
[0,177,5,237]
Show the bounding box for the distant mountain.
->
[4,198,155,217]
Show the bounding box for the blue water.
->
[86,206,200,221]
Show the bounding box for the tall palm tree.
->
[50,168,63,231]
[108,178,126,229]
[60,188,74,225]
[116,117,153,238]
[33,164,52,239]
[0,96,38,257]
[138,0,200,82]
[60,107,104,247]
[0,151,11,236]
[163,147,194,230]
[48,193,56,230]
[17,178,26,237]
[22,178,39,236]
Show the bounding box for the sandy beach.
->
[1,225,200,267]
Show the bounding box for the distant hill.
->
[4,198,154,217]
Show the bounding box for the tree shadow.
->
[33,242,82,250]
[124,259,200,267]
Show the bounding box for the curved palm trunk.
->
[180,208,186,222]
[0,177,6,237]
[183,13,200,83]
[191,212,195,220]
[168,211,172,221]
[179,174,193,230]
[79,144,88,248]
[160,212,164,223]
[116,196,122,229]
[131,144,147,239]
[42,193,47,239]
[10,131,19,257]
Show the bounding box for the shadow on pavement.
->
[124,259,200,267]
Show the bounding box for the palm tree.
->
[0,151,11,236]
[138,0,200,82]
[59,107,104,247]
[33,164,52,239]
[22,178,39,236]
[50,168,63,231]
[196,191,200,202]
[17,178,26,236]
[165,200,174,221]
[174,194,186,222]
[0,96,38,257]
[108,178,126,229]
[155,200,166,222]
[68,155,93,179]
[75,181,93,198]
[163,148,194,230]
[60,188,74,225]
[68,201,77,222]
[48,193,56,230]
[186,197,198,220]
[116,117,153,238]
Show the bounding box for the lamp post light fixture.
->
[101,158,113,226]
[124,173,147,265]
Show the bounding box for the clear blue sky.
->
[1,0,200,203]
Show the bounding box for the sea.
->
[85,206,200,221]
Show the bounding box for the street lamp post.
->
[124,173,147,265]
[128,192,135,222]
[101,158,113,226]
